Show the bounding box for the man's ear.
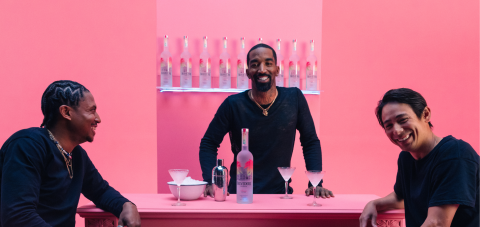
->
[422,106,432,123]
[246,64,253,79]
[59,105,73,121]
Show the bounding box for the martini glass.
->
[168,169,189,206]
[278,167,296,199]
[305,170,325,207]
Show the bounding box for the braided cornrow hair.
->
[40,80,89,128]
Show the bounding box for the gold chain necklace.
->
[249,89,278,116]
[47,130,73,179]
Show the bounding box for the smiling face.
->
[381,103,432,153]
[68,91,101,143]
[246,47,279,92]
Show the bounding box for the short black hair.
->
[40,80,89,128]
[375,88,433,129]
[247,43,277,67]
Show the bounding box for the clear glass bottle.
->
[159,35,172,87]
[219,37,231,89]
[180,36,192,88]
[237,128,253,204]
[276,39,284,87]
[237,37,248,89]
[289,39,300,88]
[199,36,211,88]
[306,40,318,91]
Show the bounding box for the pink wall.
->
[157,0,479,198]
[320,0,479,195]
[156,0,324,194]
[0,0,478,226]
[0,1,157,226]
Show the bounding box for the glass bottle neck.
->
[241,128,249,151]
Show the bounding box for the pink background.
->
[0,0,478,226]
[156,0,324,197]
[0,1,157,226]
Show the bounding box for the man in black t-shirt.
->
[199,44,334,198]
[360,88,479,227]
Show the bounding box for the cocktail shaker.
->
[212,159,228,201]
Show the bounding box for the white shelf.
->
[157,87,321,95]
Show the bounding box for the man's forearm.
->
[419,205,459,227]
[373,191,404,212]
[199,145,217,183]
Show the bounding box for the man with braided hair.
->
[0,80,140,227]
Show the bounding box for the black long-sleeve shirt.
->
[0,128,130,227]
[199,87,322,194]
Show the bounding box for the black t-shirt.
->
[394,135,479,227]
[0,128,130,227]
[199,87,322,194]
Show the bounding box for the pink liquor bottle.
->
[199,36,211,88]
[219,37,231,89]
[276,39,285,87]
[306,40,318,91]
[237,128,253,204]
[237,37,248,89]
[180,36,192,88]
[159,35,172,87]
[288,39,300,88]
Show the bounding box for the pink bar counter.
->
[77,194,405,227]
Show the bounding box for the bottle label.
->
[237,159,253,181]
[199,58,211,75]
[277,60,284,86]
[237,59,247,88]
[180,58,192,76]
[306,61,317,79]
[289,61,299,79]
[199,58,211,87]
[160,57,172,85]
[219,59,231,87]
[160,57,172,75]
[219,59,231,76]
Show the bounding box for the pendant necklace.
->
[249,89,278,116]
[47,129,73,179]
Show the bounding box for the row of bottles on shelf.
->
[159,36,318,91]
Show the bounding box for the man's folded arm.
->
[81,155,129,218]
[1,138,51,227]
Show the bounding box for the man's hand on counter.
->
[118,202,141,227]
[204,184,230,198]
[204,184,215,198]
[305,186,334,198]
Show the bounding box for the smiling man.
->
[199,44,333,198]
[0,80,140,227]
[360,88,479,227]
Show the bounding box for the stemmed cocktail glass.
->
[305,170,325,207]
[168,169,189,206]
[278,167,296,199]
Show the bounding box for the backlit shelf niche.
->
[157,87,321,95]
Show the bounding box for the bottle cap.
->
[217,159,224,166]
